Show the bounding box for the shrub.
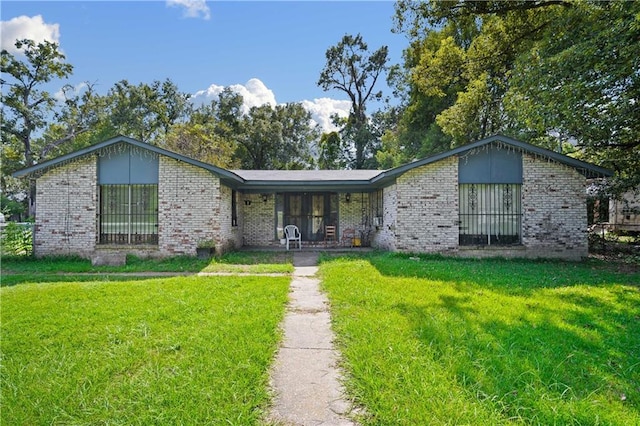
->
[1,222,33,256]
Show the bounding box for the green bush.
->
[1,222,33,256]
[0,194,26,220]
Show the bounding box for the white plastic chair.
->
[284,225,302,250]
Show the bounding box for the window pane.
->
[232,190,238,227]
[459,184,521,246]
[99,185,127,243]
[99,184,158,245]
[276,193,284,239]
[311,194,325,238]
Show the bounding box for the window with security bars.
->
[98,184,158,244]
[373,189,383,225]
[459,183,522,245]
[232,190,238,226]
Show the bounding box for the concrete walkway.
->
[268,252,357,426]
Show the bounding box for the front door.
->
[276,193,338,241]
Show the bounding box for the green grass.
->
[1,275,291,425]
[320,253,640,425]
[200,251,294,274]
[1,250,294,287]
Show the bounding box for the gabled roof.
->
[372,134,612,186]
[13,134,612,191]
[12,135,246,188]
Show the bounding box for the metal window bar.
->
[99,184,158,244]
[459,184,522,246]
[375,189,383,217]
[231,190,238,226]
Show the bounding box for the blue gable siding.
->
[458,145,522,184]
[98,147,159,184]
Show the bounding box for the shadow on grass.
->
[320,252,640,422]
[361,252,640,294]
[1,274,155,287]
[1,250,294,287]
[394,289,640,424]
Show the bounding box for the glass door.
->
[276,193,338,241]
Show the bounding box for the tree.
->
[234,103,318,170]
[1,39,74,216]
[318,34,388,169]
[318,131,344,170]
[376,32,461,166]
[273,102,319,169]
[164,89,244,168]
[507,1,640,194]
[395,2,562,146]
[392,0,639,194]
[37,82,107,159]
[165,123,239,169]
[105,79,191,143]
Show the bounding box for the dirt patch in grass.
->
[589,236,640,275]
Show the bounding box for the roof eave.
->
[12,135,246,184]
[377,134,613,180]
[239,180,375,193]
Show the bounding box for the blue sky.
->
[2,1,410,131]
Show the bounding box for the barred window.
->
[459,183,522,246]
[374,189,383,216]
[232,190,238,226]
[98,184,158,244]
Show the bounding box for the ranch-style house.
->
[13,134,612,261]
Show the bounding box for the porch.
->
[240,190,379,248]
[239,243,375,253]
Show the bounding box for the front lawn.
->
[1,250,294,287]
[321,253,640,425]
[1,275,290,424]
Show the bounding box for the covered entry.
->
[276,193,338,241]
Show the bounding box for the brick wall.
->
[35,155,240,258]
[218,185,242,253]
[338,192,369,245]
[242,193,276,246]
[520,155,588,260]
[371,185,397,250]
[158,157,219,256]
[338,192,366,230]
[34,157,97,257]
[394,157,459,253]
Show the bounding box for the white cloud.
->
[166,0,211,20]
[0,15,60,54]
[301,98,351,133]
[235,78,277,109]
[192,78,277,113]
[192,78,350,133]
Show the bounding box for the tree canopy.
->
[318,33,389,169]
[388,0,639,193]
[3,4,639,217]
[235,103,318,170]
[1,39,74,215]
